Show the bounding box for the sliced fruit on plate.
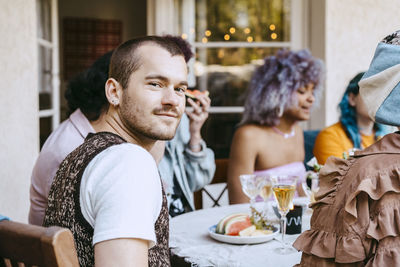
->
[224,215,252,236]
[239,225,256,236]
[216,213,248,234]
[250,229,273,236]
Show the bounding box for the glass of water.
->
[239,174,263,208]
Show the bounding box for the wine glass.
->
[271,175,298,254]
[302,172,320,203]
[259,175,273,216]
[239,174,263,208]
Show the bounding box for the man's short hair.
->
[109,36,185,89]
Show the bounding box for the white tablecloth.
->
[170,200,311,267]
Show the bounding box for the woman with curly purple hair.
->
[227,49,324,204]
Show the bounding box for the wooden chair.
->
[0,220,79,267]
[194,158,229,209]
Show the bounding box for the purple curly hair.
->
[240,49,324,126]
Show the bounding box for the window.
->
[37,0,60,147]
[62,17,122,81]
[150,0,308,157]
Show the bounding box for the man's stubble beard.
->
[119,97,181,141]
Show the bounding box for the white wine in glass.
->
[273,185,296,214]
[259,177,273,217]
[271,175,298,254]
[260,183,273,200]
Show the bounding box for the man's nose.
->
[162,86,180,106]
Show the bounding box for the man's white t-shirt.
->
[80,143,162,247]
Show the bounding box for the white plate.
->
[208,225,279,245]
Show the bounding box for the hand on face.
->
[185,93,211,139]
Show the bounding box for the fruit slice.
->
[239,225,256,236]
[250,229,273,236]
[216,213,248,234]
[185,89,209,100]
[224,215,252,236]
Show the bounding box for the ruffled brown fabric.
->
[294,134,400,266]
[344,167,400,221]
[365,236,400,267]
[294,230,365,263]
[367,195,400,240]
[294,157,362,263]
[310,157,352,207]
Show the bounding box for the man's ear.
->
[105,78,122,106]
[348,92,357,107]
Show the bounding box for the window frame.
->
[37,0,60,130]
[148,0,309,114]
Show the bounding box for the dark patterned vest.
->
[43,132,170,267]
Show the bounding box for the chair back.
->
[303,129,320,169]
[0,220,79,267]
[194,158,229,209]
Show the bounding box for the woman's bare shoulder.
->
[234,124,272,139]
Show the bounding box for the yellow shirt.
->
[313,122,375,165]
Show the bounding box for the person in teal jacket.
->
[158,112,216,216]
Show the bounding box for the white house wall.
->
[0,0,38,222]
[324,0,400,126]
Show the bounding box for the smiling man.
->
[43,36,187,267]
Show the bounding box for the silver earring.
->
[111,99,119,106]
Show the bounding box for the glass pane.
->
[38,46,53,109]
[39,92,52,110]
[194,0,290,43]
[195,47,280,106]
[36,0,52,41]
[202,113,242,158]
[40,117,52,148]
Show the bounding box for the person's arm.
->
[180,94,216,191]
[185,94,210,152]
[95,238,148,267]
[227,126,258,204]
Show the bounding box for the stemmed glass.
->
[259,175,273,216]
[271,175,298,254]
[239,174,263,208]
[302,172,320,203]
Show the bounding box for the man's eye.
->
[149,82,161,87]
[175,87,186,93]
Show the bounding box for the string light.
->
[190,28,195,34]
[229,27,236,34]
[205,30,211,37]
[271,33,278,40]
[224,34,230,41]
[202,37,208,43]
[244,28,251,34]
[181,33,188,39]
[269,24,276,31]
[247,36,253,42]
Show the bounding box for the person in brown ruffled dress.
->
[293,30,400,266]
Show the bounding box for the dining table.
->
[170,198,312,267]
